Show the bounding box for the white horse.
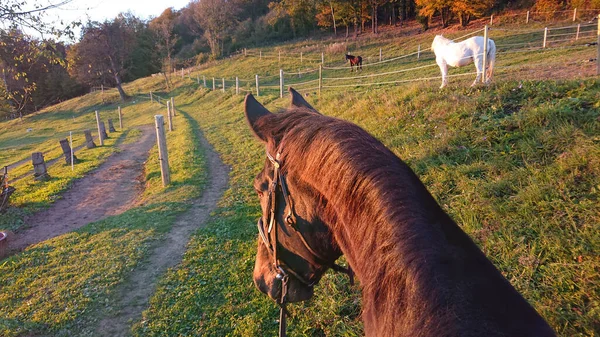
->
[431,35,496,88]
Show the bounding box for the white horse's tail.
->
[486,39,496,83]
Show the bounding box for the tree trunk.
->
[330,2,337,35]
[108,55,127,101]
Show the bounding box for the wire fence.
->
[182,17,598,97]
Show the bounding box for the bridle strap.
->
[261,149,355,336]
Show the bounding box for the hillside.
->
[0,19,599,337]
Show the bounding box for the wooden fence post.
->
[279,50,281,62]
[59,138,78,165]
[154,115,170,187]
[222,78,226,93]
[255,74,260,96]
[543,27,548,48]
[597,14,599,75]
[84,129,96,149]
[212,77,216,91]
[95,110,104,146]
[260,51,262,59]
[322,52,324,64]
[197,75,200,84]
[573,8,577,22]
[150,91,153,103]
[166,101,173,132]
[379,48,382,61]
[526,11,529,24]
[417,44,421,60]
[300,52,303,63]
[171,97,175,116]
[576,23,580,40]
[107,119,116,132]
[490,14,494,25]
[318,64,322,96]
[482,25,488,84]
[203,75,206,87]
[99,121,108,140]
[236,77,239,95]
[280,69,284,98]
[32,152,50,181]
[118,106,123,130]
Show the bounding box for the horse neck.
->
[307,154,548,336]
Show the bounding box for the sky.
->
[30,0,191,41]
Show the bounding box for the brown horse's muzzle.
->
[253,239,314,303]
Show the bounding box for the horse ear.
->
[244,93,271,142]
[289,87,319,114]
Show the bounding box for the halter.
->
[257,149,353,337]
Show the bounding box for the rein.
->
[257,150,353,337]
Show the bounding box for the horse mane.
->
[255,108,551,336]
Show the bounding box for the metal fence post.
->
[482,25,488,84]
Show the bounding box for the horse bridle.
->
[257,149,353,337]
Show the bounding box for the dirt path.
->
[94,127,229,337]
[6,125,155,254]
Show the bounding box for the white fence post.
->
[379,48,382,61]
[280,69,284,98]
[597,14,600,75]
[318,65,322,96]
[417,44,421,60]
[118,106,123,130]
[166,101,172,132]
[212,77,216,90]
[203,75,206,87]
[255,75,260,97]
[490,15,494,25]
[154,115,170,187]
[236,77,239,95]
[543,27,548,48]
[95,110,104,146]
[222,78,226,93]
[150,91,153,103]
[482,25,488,84]
[171,97,175,116]
[526,11,530,24]
[573,8,577,22]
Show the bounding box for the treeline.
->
[1,0,596,119]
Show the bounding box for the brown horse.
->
[245,88,556,337]
[345,53,362,71]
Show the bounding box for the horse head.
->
[244,88,343,304]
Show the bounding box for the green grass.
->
[0,19,598,337]
[0,104,208,337]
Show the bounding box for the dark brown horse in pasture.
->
[245,88,556,337]
[345,53,362,71]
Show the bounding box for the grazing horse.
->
[432,35,496,88]
[245,87,555,337]
[345,53,362,71]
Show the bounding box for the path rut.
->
[6,125,155,255]
[94,126,229,337]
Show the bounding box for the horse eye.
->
[255,189,263,197]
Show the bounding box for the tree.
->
[415,0,452,27]
[452,0,492,26]
[268,0,318,38]
[190,0,238,58]
[150,8,179,88]
[68,15,141,101]
[0,0,74,35]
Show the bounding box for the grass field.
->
[0,18,599,337]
